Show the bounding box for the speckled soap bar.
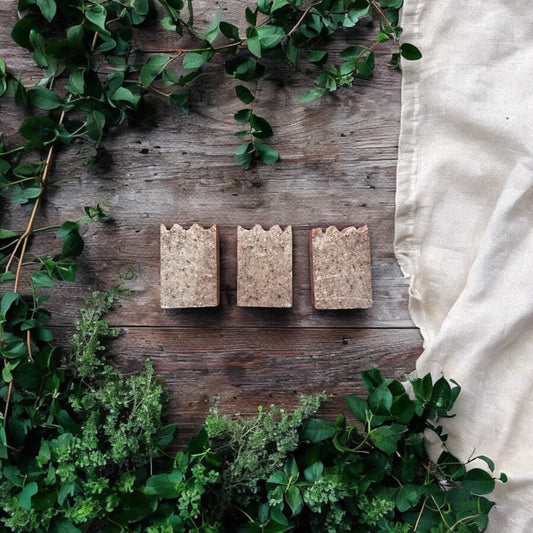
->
[160,223,220,308]
[237,225,293,308]
[310,226,372,310]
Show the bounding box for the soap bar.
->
[160,223,220,308]
[310,226,372,310]
[237,225,293,308]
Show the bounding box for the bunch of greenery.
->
[0,286,507,532]
[107,369,505,532]
[0,0,421,178]
[0,289,176,532]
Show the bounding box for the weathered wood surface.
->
[0,1,422,445]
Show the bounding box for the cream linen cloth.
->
[395,1,533,531]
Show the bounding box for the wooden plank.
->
[52,326,422,447]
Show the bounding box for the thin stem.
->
[287,1,322,38]
[370,0,397,40]
[3,98,68,422]
[413,496,428,531]
[26,330,33,362]
[0,176,40,190]
[3,380,13,422]
[0,145,26,157]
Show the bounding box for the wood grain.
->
[0,0,422,448]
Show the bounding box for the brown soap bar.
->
[237,225,293,308]
[160,223,220,308]
[310,226,373,310]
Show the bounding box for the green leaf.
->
[356,53,375,77]
[57,483,76,506]
[380,0,404,8]
[144,471,183,498]
[12,79,28,108]
[169,92,189,113]
[303,461,323,482]
[235,142,254,169]
[283,37,297,66]
[412,373,433,402]
[256,24,285,50]
[0,59,6,97]
[50,517,82,533]
[462,469,495,495]
[3,364,15,383]
[57,224,84,258]
[112,87,141,108]
[0,229,20,240]
[305,50,328,63]
[11,16,41,50]
[1,292,22,319]
[250,114,273,138]
[182,50,213,69]
[255,142,279,164]
[29,29,49,68]
[285,485,303,516]
[56,221,79,239]
[298,87,327,102]
[396,483,424,512]
[32,270,55,288]
[220,21,240,41]
[133,0,149,16]
[235,85,254,104]
[140,55,170,87]
[400,42,422,60]
[86,110,106,142]
[473,455,495,472]
[204,13,221,44]
[225,56,265,81]
[85,4,107,34]
[368,383,393,414]
[267,470,288,486]
[84,204,108,220]
[36,0,56,22]
[234,108,251,123]
[0,426,8,459]
[245,7,257,26]
[156,423,177,447]
[271,0,290,12]
[66,71,85,95]
[19,116,57,147]
[362,369,383,390]
[27,86,63,110]
[52,260,77,281]
[246,27,261,57]
[431,377,452,411]
[300,417,337,442]
[14,361,44,390]
[438,451,466,480]
[18,482,38,510]
[345,394,367,422]
[370,424,406,454]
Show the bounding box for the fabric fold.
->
[396,1,533,530]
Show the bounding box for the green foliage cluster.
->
[0,0,420,172]
[0,289,175,532]
[0,287,506,532]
